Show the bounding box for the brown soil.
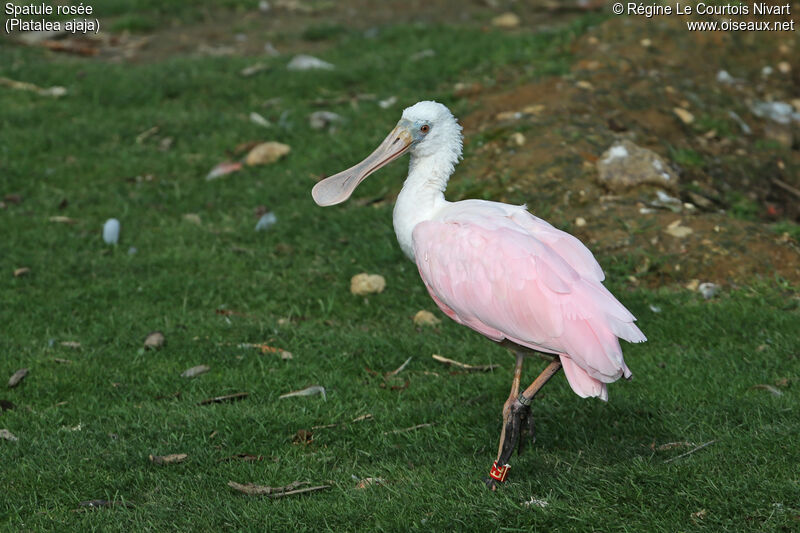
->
[9,0,799,288]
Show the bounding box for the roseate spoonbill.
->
[312,101,646,489]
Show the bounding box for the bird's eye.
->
[420,124,430,134]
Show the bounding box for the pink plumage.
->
[413,199,646,401]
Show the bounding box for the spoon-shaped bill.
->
[312,125,413,206]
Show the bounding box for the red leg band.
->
[489,460,510,482]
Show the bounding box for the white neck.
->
[392,153,452,260]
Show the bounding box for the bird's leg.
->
[485,357,562,490]
[485,351,524,490]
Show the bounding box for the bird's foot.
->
[484,398,534,489]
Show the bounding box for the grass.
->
[2,8,800,532]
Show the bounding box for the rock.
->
[287,54,334,71]
[492,12,520,28]
[183,213,202,225]
[716,70,735,84]
[596,140,678,192]
[350,273,386,295]
[413,310,441,327]
[651,190,683,212]
[102,219,120,244]
[309,111,342,130]
[144,331,166,350]
[574,217,587,227]
[664,219,693,238]
[673,107,694,125]
[750,101,800,125]
[698,282,721,300]
[508,132,526,147]
[255,212,277,231]
[245,142,290,166]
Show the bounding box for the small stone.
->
[182,213,202,225]
[664,220,693,238]
[350,273,386,295]
[596,140,678,192]
[102,218,120,244]
[255,212,278,232]
[575,80,593,90]
[491,12,520,28]
[716,70,735,84]
[673,107,694,125]
[777,61,791,74]
[640,38,652,47]
[245,142,291,166]
[144,331,166,350]
[508,132,526,146]
[287,54,334,71]
[574,217,587,227]
[413,310,441,327]
[309,111,342,130]
[698,282,721,300]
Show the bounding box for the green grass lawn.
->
[1,11,799,532]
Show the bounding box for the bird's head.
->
[312,100,462,206]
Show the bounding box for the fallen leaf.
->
[149,453,188,465]
[8,368,28,388]
[181,365,210,378]
[350,273,385,295]
[240,63,271,77]
[691,509,708,520]
[198,392,249,405]
[49,216,76,224]
[293,429,313,444]
[227,480,331,497]
[355,477,385,489]
[751,384,783,396]
[0,76,66,97]
[0,429,18,441]
[279,385,326,401]
[144,331,165,350]
[13,267,30,278]
[249,111,271,128]
[60,341,81,349]
[218,453,264,463]
[206,161,242,181]
[245,142,291,166]
[413,310,441,327]
[53,358,73,364]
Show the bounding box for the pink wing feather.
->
[413,201,646,400]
